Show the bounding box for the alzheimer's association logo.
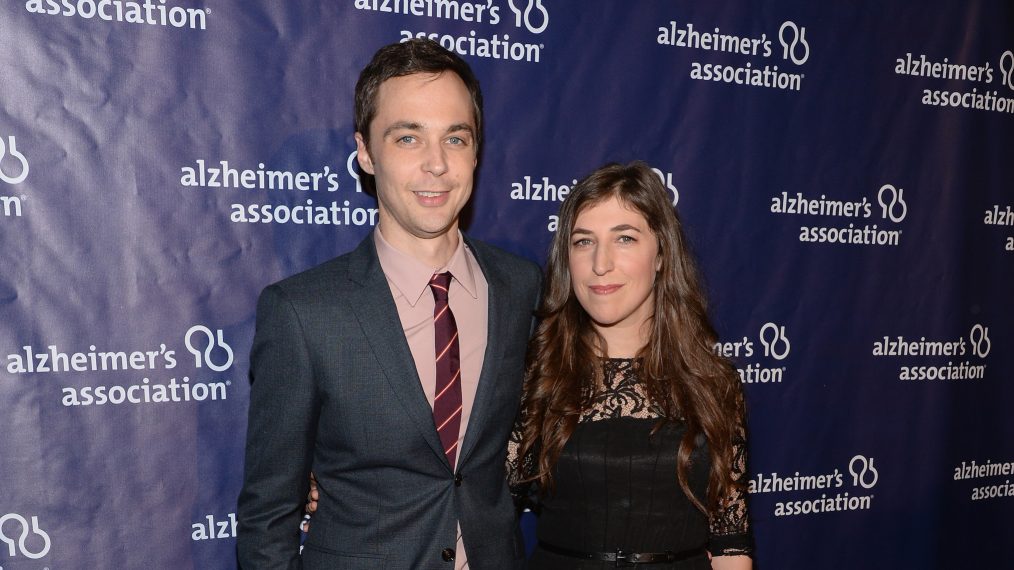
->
[1000,51,1014,91]
[0,135,29,185]
[778,21,810,65]
[507,0,548,34]
[184,324,235,372]
[759,322,791,360]
[1,134,28,217]
[969,324,991,358]
[848,455,879,489]
[877,184,908,223]
[0,513,51,560]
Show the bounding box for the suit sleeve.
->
[237,284,319,569]
[527,261,543,335]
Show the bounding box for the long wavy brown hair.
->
[519,161,746,514]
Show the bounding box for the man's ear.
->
[354,132,375,175]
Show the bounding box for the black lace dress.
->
[508,359,753,569]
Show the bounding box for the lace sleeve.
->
[707,432,754,557]
[505,417,524,488]
[506,406,539,512]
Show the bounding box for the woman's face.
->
[568,195,660,337]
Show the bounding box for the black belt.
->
[538,541,707,565]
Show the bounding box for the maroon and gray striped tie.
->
[429,272,462,469]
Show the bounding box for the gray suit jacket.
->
[237,233,541,569]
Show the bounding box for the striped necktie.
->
[429,272,462,469]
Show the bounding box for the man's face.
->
[355,72,478,250]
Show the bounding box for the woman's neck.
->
[595,324,648,359]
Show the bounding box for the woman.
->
[509,161,753,569]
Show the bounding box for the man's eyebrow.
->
[445,123,475,137]
[382,121,422,138]
[382,122,475,139]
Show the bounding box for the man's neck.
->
[377,222,461,269]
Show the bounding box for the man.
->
[237,39,541,569]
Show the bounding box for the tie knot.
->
[429,272,452,303]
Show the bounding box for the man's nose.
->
[422,143,448,176]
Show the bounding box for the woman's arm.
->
[707,425,754,564]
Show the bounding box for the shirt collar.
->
[374,227,479,307]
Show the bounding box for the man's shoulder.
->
[263,240,371,301]
[274,256,347,289]
[467,237,541,282]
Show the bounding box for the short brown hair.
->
[354,39,483,152]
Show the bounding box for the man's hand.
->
[300,472,319,533]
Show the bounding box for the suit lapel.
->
[458,238,511,466]
[345,235,448,467]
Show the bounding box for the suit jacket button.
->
[454,473,463,487]
[441,548,455,562]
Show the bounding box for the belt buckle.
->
[614,549,633,567]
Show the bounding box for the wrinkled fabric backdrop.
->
[1,1,1012,568]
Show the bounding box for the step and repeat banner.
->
[1,1,1011,568]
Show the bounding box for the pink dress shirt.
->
[374,228,488,569]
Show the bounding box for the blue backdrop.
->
[1,1,1012,568]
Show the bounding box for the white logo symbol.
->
[651,168,679,206]
[778,21,810,65]
[347,150,363,193]
[0,135,30,185]
[758,322,791,360]
[848,455,879,489]
[185,325,234,372]
[0,514,51,560]
[1000,51,1014,91]
[877,184,908,222]
[507,0,548,34]
[969,324,991,358]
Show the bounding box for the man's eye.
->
[397,135,417,144]
[447,136,468,145]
